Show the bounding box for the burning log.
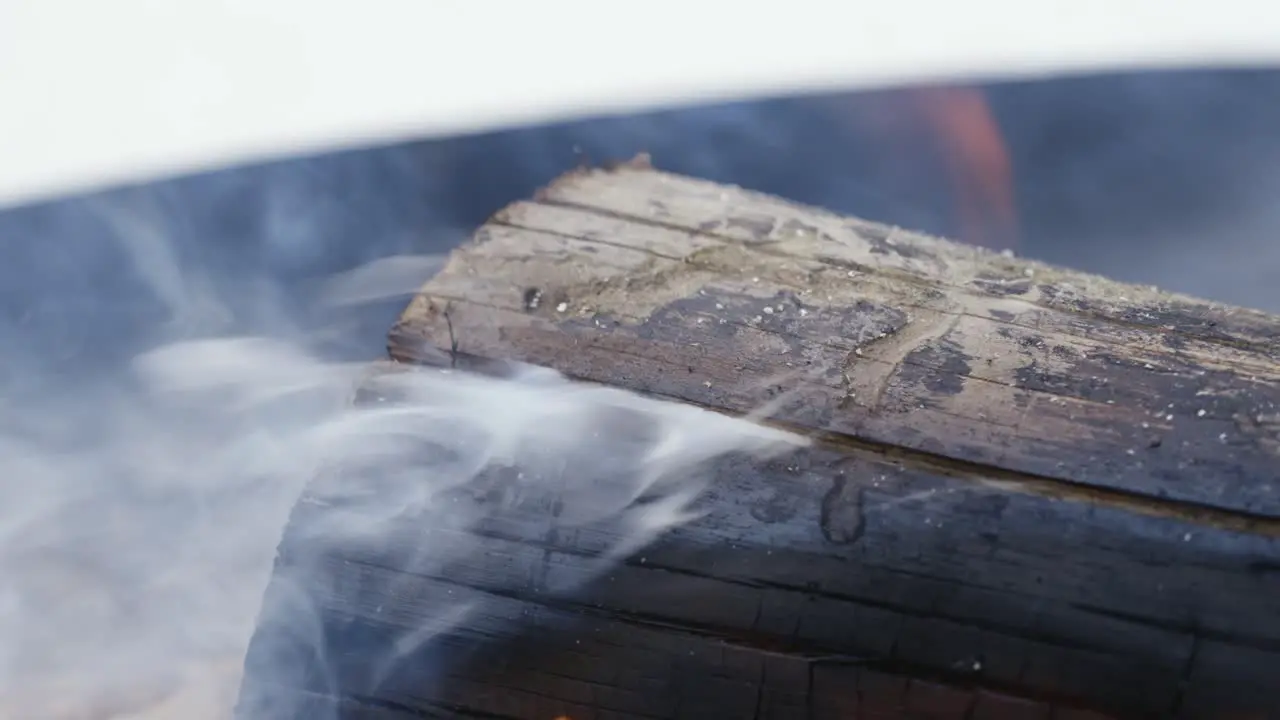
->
[240,157,1280,719]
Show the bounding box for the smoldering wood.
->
[240,157,1280,719]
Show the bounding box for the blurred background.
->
[3,61,1280,720]
[3,66,1279,379]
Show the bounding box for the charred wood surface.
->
[240,159,1280,719]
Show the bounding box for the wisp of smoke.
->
[0,205,805,719]
[15,68,1274,719]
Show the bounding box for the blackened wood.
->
[241,159,1280,719]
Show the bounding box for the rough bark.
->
[240,158,1280,719]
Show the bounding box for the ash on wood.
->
[240,158,1280,719]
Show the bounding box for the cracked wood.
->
[241,160,1280,720]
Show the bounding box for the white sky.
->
[1,0,1279,208]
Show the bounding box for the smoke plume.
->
[0,220,804,720]
[0,139,812,718]
[2,67,1279,719]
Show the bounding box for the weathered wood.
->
[241,158,1280,719]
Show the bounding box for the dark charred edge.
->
[330,554,1178,718]
[531,194,1280,361]
[383,335,1280,540]
[795,424,1280,538]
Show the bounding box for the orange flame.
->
[909,86,1020,251]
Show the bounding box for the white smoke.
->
[0,227,805,718]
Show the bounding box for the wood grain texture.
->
[240,159,1280,719]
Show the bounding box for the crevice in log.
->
[797,425,1280,538]
[1168,630,1202,720]
[486,219,691,263]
